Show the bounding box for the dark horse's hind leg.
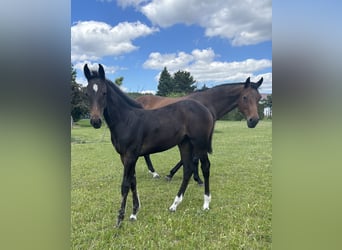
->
[144,155,160,178]
[166,159,203,185]
[116,155,140,227]
[169,141,194,211]
[200,154,211,210]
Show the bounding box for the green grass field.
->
[71,120,272,249]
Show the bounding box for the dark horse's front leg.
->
[166,159,204,185]
[116,155,140,228]
[144,155,160,178]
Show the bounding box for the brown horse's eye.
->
[243,96,247,101]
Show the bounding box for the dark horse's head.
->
[238,77,263,128]
[84,64,107,129]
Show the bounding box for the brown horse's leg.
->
[200,154,211,210]
[116,155,138,227]
[166,159,203,185]
[144,155,160,178]
[165,160,182,181]
[192,158,204,185]
[169,141,193,211]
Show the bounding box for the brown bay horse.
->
[136,77,263,183]
[84,64,214,227]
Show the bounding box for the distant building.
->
[260,93,272,118]
[263,106,272,117]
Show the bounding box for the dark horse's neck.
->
[189,83,244,120]
[103,79,143,129]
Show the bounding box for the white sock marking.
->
[129,214,137,220]
[169,195,183,211]
[203,194,211,210]
[130,192,141,221]
[149,170,160,178]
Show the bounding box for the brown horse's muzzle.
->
[90,116,102,129]
[247,117,259,128]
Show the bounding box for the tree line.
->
[71,64,271,122]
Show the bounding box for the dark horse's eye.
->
[243,96,247,101]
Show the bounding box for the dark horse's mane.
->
[89,69,143,109]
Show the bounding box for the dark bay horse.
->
[136,77,263,183]
[84,64,214,227]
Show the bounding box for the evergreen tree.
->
[71,64,89,122]
[157,67,173,96]
[156,67,197,96]
[200,84,209,90]
[173,70,196,94]
[115,76,124,86]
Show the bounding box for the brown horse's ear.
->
[98,64,105,79]
[244,77,251,88]
[255,77,263,88]
[84,64,91,80]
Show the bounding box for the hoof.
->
[115,220,123,228]
[169,206,177,212]
[152,173,160,178]
[149,171,160,178]
[165,175,172,181]
[129,214,137,221]
[203,194,211,210]
[194,178,203,185]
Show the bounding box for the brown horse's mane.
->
[191,80,260,95]
[190,82,241,94]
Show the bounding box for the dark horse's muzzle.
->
[247,117,259,128]
[90,117,102,129]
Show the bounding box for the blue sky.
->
[71,0,272,94]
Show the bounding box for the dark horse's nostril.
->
[90,118,102,129]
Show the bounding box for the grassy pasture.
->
[71,120,272,249]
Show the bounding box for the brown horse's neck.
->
[189,84,244,120]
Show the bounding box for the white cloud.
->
[143,51,193,70]
[74,62,124,86]
[119,0,271,46]
[143,48,272,89]
[71,20,159,62]
[117,0,148,8]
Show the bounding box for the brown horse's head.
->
[237,77,263,128]
[84,64,107,129]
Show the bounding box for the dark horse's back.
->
[138,99,214,156]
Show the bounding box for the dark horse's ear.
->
[84,64,91,80]
[98,64,105,79]
[255,77,263,88]
[244,77,251,88]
